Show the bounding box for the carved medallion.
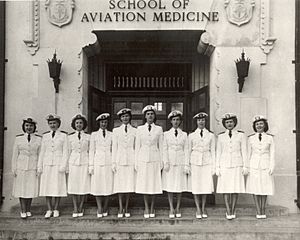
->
[224,0,255,26]
[45,0,75,27]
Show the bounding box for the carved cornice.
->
[23,0,40,56]
[260,0,276,54]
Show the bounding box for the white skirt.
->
[113,165,136,193]
[135,161,162,194]
[68,165,90,195]
[162,165,188,193]
[12,169,39,198]
[216,167,245,193]
[39,165,67,197]
[190,164,214,194]
[246,168,274,195]
[90,165,113,196]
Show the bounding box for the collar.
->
[195,128,207,133]
[145,123,154,127]
[122,124,131,129]
[225,129,236,134]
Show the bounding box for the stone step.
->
[10,203,289,218]
[0,213,299,240]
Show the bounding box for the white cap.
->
[46,114,60,121]
[168,110,183,120]
[221,113,237,120]
[117,108,132,116]
[252,115,267,123]
[72,114,87,122]
[142,105,157,114]
[96,113,110,121]
[23,117,37,124]
[193,112,208,119]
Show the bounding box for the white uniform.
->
[89,129,113,196]
[38,131,68,197]
[135,123,163,194]
[246,132,275,195]
[216,129,247,193]
[11,133,41,198]
[112,124,136,193]
[67,131,91,195]
[188,128,215,194]
[162,128,189,193]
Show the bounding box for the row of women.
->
[12,105,275,220]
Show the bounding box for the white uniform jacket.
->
[11,133,41,172]
[135,123,163,164]
[112,124,136,166]
[163,128,188,166]
[247,132,275,170]
[37,131,68,171]
[188,128,215,168]
[67,131,90,166]
[89,129,112,167]
[216,129,247,169]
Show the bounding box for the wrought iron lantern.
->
[235,50,250,92]
[47,51,62,93]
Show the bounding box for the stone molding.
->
[23,0,40,56]
[260,0,276,55]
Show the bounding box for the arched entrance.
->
[87,30,210,133]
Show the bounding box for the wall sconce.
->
[235,50,250,92]
[47,51,62,93]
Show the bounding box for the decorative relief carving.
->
[260,0,276,54]
[45,0,75,27]
[224,0,255,26]
[23,0,40,56]
[212,50,221,127]
[197,32,215,57]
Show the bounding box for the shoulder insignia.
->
[16,133,24,137]
[34,134,42,137]
[60,130,68,134]
[43,131,50,134]
[267,133,274,136]
[218,132,225,135]
[68,132,75,135]
[237,130,244,133]
[248,133,255,137]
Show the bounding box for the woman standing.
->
[162,110,189,218]
[135,105,163,218]
[89,113,113,218]
[216,113,247,220]
[246,115,275,219]
[12,117,41,219]
[112,108,136,218]
[188,112,215,219]
[37,114,68,218]
[67,114,90,218]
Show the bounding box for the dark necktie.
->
[259,133,262,141]
[200,129,203,138]
[175,129,178,137]
[125,125,127,133]
[229,130,232,138]
[78,132,81,140]
[148,124,151,132]
[52,131,55,138]
[27,134,31,142]
[103,130,106,138]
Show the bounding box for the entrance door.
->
[111,96,186,131]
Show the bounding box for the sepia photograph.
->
[0,0,299,239]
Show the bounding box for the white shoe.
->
[175,213,182,218]
[97,212,103,218]
[202,213,208,218]
[144,213,150,219]
[226,213,232,220]
[102,212,108,217]
[77,212,83,217]
[125,212,131,218]
[26,212,32,217]
[117,213,123,218]
[149,213,155,218]
[256,214,261,219]
[231,214,236,219]
[53,210,59,218]
[196,213,202,219]
[169,214,175,219]
[261,214,267,219]
[45,210,52,219]
[20,212,27,219]
[72,213,78,218]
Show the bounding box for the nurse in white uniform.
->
[216,113,248,220]
[89,113,113,218]
[135,105,163,218]
[246,116,275,219]
[11,117,41,219]
[67,114,90,218]
[112,108,136,218]
[188,112,215,219]
[162,110,189,218]
[37,114,68,218]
